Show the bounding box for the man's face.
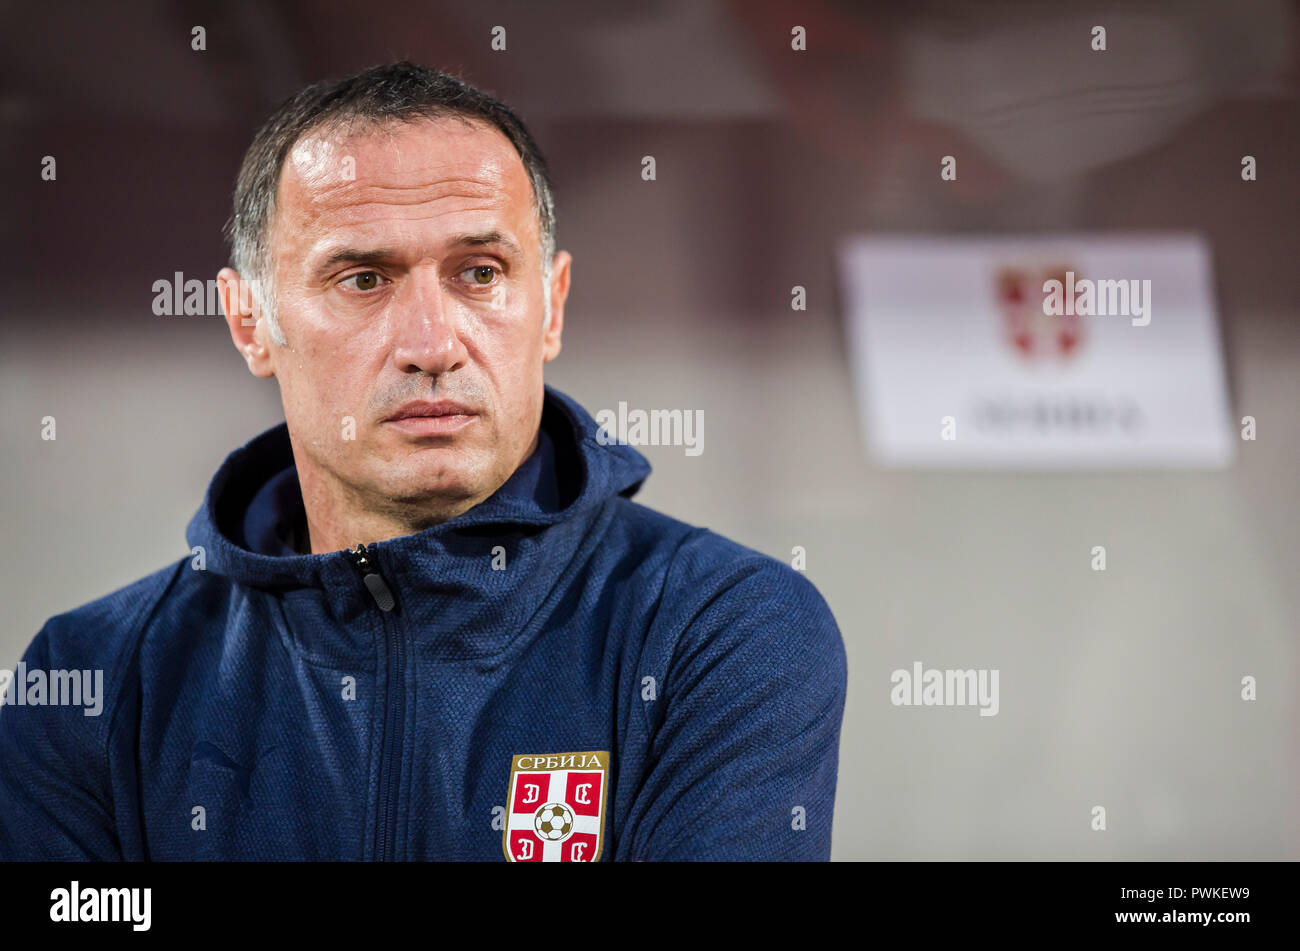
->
[231,116,567,524]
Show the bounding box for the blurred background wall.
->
[2,0,1297,859]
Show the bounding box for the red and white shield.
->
[996,264,1084,361]
[502,750,608,862]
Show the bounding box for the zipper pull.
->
[347,543,396,612]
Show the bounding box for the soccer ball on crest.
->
[533,802,574,841]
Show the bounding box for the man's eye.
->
[465,265,497,286]
[342,271,384,291]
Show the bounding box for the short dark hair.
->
[224,61,557,340]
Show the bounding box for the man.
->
[0,62,846,861]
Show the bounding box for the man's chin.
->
[371,459,493,510]
[359,436,500,514]
[381,474,479,506]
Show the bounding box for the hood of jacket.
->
[184,385,652,659]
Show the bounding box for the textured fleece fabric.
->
[0,386,847,860]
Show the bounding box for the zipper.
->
[347,543,402,861]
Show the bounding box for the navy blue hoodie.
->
[0,386,847,861]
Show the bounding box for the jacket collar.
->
[185,385,651,658]
[241,422,564,558]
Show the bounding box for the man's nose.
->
[390,267,469,375]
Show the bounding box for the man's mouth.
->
[383,400,478,436]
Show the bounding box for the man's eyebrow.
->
[448,230,524,257]
[315,247,400,273]
[313,231,524,274]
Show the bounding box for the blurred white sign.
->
[837,234,1235,468]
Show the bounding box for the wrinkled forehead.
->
[270,116,537,249]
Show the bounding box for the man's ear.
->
[218,266,276,378]
[542,250,571,364]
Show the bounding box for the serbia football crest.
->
[503,751,608,862]
[996,264,1085,361]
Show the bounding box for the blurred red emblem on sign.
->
[996,265,1084,361]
